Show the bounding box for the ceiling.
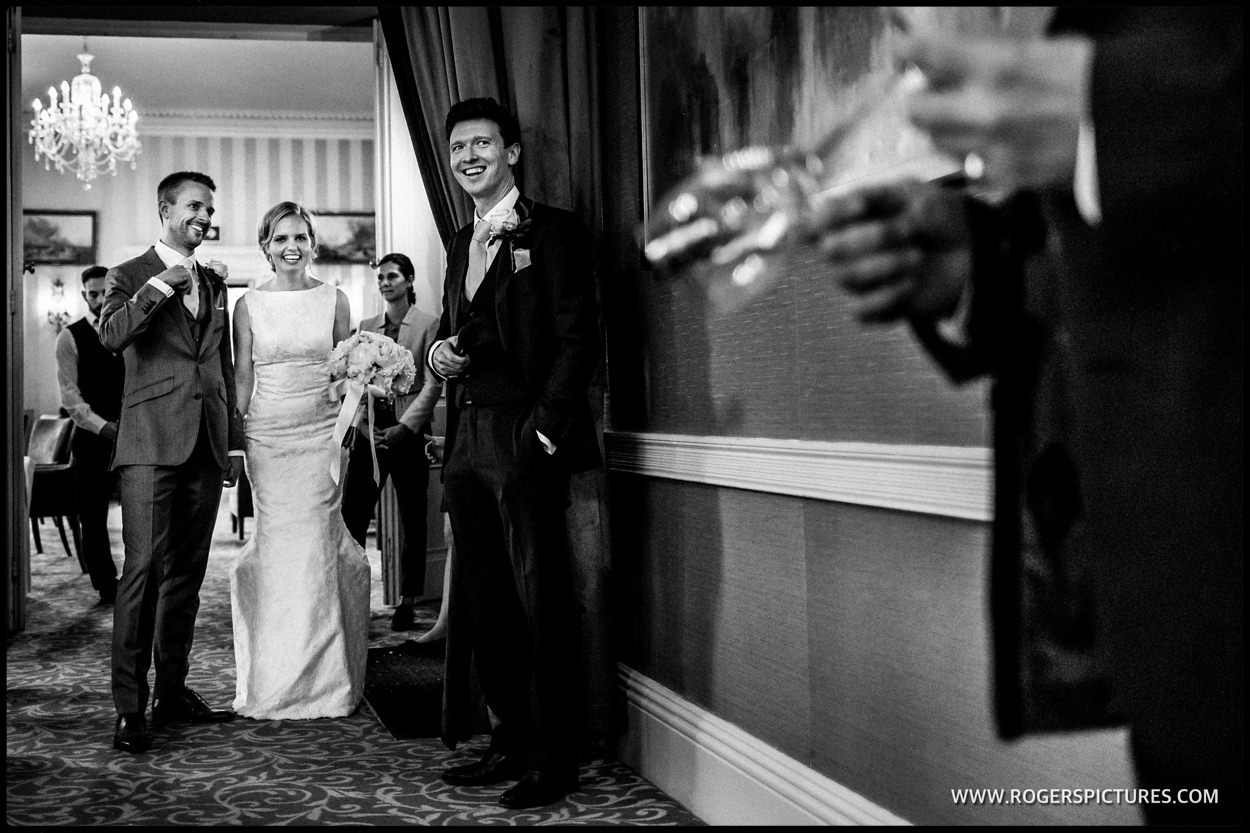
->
[19,6,376,117]
[22,35,376,117]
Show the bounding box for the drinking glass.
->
[641,6,1045,315]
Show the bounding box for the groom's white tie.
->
[465,220,493,302]
[181,256,200,318]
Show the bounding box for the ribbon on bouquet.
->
[329,378,387,485]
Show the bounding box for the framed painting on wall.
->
[632,6,1021,445]
[315,212,376,264]
[23,210,97,265]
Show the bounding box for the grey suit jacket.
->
[357,306,443,433]
[99,246,246,469]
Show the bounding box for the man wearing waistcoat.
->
[100,171,246,755]
[55,265,125,605]
[427,98,602,810]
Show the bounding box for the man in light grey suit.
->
[342,252,443,630]
[100,171,246,754]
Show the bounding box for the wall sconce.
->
[47,277,72,332]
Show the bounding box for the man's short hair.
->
[81,265,108,283]
[157,171,216,206]
[445,97,521,147]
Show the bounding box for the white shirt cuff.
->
[1073,118,1102,226]
[147,276,176,297]
[535,429,556,455]
[427,340,448,381]
[935,282,973,347]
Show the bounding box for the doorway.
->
[7,6,381,633]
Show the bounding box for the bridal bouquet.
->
[327,331,417,485]
[328,330,417,398]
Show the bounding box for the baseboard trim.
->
[618,665,910,826]
[605,431,991,521]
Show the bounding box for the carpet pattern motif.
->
[7,507,703,826]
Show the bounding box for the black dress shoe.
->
[499,770,578,809]
[390,602,416,631]
[151,687,236,726]
[113,713,151,753]
[441,750,527,786]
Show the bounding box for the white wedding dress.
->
[230,281,371,719]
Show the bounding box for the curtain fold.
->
[378,6,617,749]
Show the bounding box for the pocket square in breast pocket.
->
[512,247,532,272]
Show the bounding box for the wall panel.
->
[609,472,1137,824]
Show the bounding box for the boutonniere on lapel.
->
[486,205,533,272]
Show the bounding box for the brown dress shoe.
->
[113,713,151,753]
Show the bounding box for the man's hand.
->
[374,423,413,453]
[431,338,471,378]
[100,421,119,442]
[424,434,445,464]
[808,180,971,324]
[223,456,244,488]
[898,33,1093,190]
[203,259,230,280]
[156,263,194,294]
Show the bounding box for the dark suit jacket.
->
[432,194,602,750]
[434,194,602,473]
[100,247,246,469]
[915,6,1243,739]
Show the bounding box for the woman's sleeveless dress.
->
[230,282,371,719]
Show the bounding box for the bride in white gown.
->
[229,201,371,719]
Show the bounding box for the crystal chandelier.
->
[28,41,141,190]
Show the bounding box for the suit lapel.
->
[491,197,534,347]
[196,265,220,355]
[169,264,198,350]
[449,225,472,332]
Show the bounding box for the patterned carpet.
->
[7,504,704,826]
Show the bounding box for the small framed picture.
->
[314,212,376,264]
[23,210,97,265]
[204,225,221,242]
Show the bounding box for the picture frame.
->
[22,210,97,265]
[314,211,376,264]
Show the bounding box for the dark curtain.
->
[378,6,617,749]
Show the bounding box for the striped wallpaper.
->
[95,134,375,262]
[21,115,381,417]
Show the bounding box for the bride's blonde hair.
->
[258,201,318,269]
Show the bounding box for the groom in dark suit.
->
[427,98,601,809]
[100,171,246,754]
